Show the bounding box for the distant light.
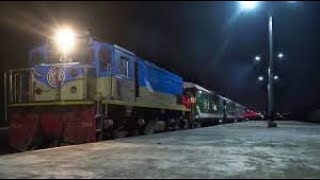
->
[274,75,279,80]
[239,1,259,11]
[258,76,264,81]
[278,53,284,59]
[255,56,261,61]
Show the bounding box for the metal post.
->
[4,72,7,122]
[14,73,17,103]
[83,67,88,100]
[268,13,277,127]
[30,70,34,102]
[108,64,113,99]
[8,70,13,103]
[19,74,22,102]
[99,102,104,141]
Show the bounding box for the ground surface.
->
[0,121,320,179]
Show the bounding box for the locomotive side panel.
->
[111,47,136,102]
[136,60,184,110]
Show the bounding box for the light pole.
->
[240,1,295,127]
[267,12,277,127]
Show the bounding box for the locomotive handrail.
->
[4,72,7,122]
[8,64,96,73]
[37,63,95,68]
[8,68,33,72]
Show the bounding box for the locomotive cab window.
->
[99,47,112,71]
[120,56,129,77]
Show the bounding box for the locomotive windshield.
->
[30,28,94,66]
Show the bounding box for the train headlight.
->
[54,27,76,54]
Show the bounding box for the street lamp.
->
[278,52,284,59]
[255,55,261,62]
[274,75,279,80]
[239,1,259,11]
[258,76,264,81]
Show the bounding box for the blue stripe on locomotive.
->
[138,59,183,96]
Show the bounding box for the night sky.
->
[0,1,319,116]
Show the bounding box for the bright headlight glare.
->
[55,27,76,53]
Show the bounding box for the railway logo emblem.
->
[47,68,65,88]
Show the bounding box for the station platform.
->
[0,121,320,179]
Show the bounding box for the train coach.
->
[183,82,247,126]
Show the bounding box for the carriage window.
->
[120,56,129,77]
[204,100,210,110]
[212,103,218,111]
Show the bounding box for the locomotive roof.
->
[113,44,135,56]
[183,82,213,94]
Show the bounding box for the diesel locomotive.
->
[4,27,249,151]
